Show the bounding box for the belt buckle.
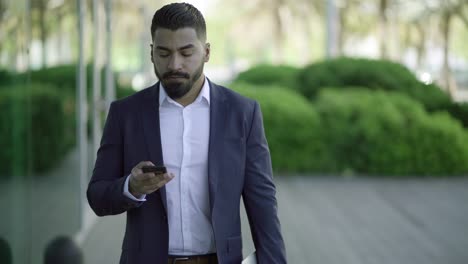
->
[172,257,189,263]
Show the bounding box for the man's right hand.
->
[129,161,174,197]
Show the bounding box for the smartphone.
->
[141,165,167,175]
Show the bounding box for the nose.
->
[167,54,182,71]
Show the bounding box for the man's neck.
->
[175,74,205,107]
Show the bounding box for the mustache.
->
[163,71,190,79]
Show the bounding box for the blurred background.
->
[1,0,468,263]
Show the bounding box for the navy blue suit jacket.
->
[87,80,286,264]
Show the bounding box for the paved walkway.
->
[82,176,468,264]
[0,145,94,264]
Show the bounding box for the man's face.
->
[151,27,210,100]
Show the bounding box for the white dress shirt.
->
[123,78,215,255]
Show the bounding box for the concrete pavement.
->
[82,176,468,264]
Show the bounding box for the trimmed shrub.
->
[0,69,14,86]
[116,84,135,99]
[17,64,111,97]
[446,102,468,128]
[22,65,78,95]
[16,64,129,98]
[230,82,329,173]
[297,57,452,111]
[234,64,301,91]
[315,88,468,176]
[13,65,136,148]
[0,84,66,176]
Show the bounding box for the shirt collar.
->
[159,77,210,106]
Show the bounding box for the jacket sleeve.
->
[242,101,287,263]
[87,102,143,216]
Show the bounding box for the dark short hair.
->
[151,3,206,42]
[44,236,83,264]
[0,237,12,264]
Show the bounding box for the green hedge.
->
[20,65,79,95]
[3,62,466,176]
[116,84,135,99]
[234,64,301,91]
[0,84,66,176]
[0,65,134,177]
[13,64,132,98]
[315,88,468,176]
[230,82,328,173]
[234,59,468,130]
[12,65,135,148]
[0,69,14,86]
[297,57,452,111]
[446,102,468,128]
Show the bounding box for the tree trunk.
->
[379,0,388,59]
[415,21,426,70]
[56,7,65,63]
[273,3,285,63]
[441,10,453,96]
[38,0,47,68]
[337,3,348,56]
[0,1,5,26]
[457,9,468,28]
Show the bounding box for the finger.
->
[166,173,175,181]
[147,172,173,185]
[141,182,166,193]
[132,161,154,175]
[144,173,174,190]
[133,172,156,182]
[134,161,156,174]
[146,173,166,185]
[158,173,175,186]
[137,161,155,168]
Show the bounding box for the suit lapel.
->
[140,83,167,213]
[207,79,227,212]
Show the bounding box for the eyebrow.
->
[156,44,195,52]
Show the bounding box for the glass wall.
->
[0,1,83,263]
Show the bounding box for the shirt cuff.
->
[123,174,147,202]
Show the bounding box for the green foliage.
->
[0,65,136,177]
[2,61,467,177]
[315,88,468,176]
[234,64,301,90]
[446,102,468,128]
[230,82,328,173]
[0,69,13,86]
[116,84,135,99]
[0,84,67,176]
[297,57,452,111]
[11,64,135,150]
[20,65,78,95]
[16,64,118,97]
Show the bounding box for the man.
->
[87,3,286,264]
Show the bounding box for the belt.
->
[167,253,218,264]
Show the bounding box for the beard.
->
[154,62,204,100]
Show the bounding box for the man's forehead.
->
[153,27,201,45]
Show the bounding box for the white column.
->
[77,0,88,232]
[93,0,103,160]
[105,0,115,113]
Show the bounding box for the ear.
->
[204,43,211,62]
[150,44,154,63]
